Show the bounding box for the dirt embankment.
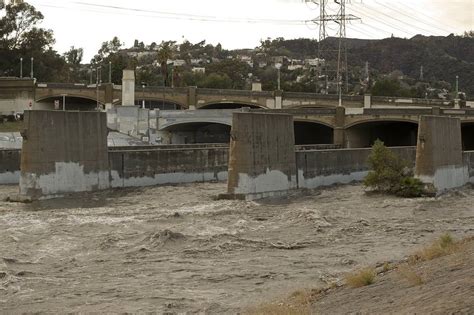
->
[249,236,474,315]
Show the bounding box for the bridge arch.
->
[345,119,419,148]
[198,101,265,110]
[35,95,103,110]
[294,119,334,145]
[160,121,231,144]
[461,121,474,151]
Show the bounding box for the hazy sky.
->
[19,0,474,61]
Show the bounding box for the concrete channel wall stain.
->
[226,112,297,199]
[0,149,21,184]
[415,116,469,192]
[109,148,229,188]
[297,147,416,189]
[19,111,110,199]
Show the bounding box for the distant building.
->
[168,59,186,67]
[190,59,202,65]
[305,58,325,67]
[136,51,155,60]
[238,55,252,63]
[288,65,303,71]
[192,67,206,74]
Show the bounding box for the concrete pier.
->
[19,110,109,199]
[225,112,297,200]
[415,115,469,192]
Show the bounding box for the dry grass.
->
[382,262,392,273]
[244,290,315,315]
[345,267,376,288]
[245,303,311,315]
[246,236,473,315]
[398,265,424,286]
[409,233,462,264]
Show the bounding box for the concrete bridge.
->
[0,78,456,113]
[155,107,474,150]
[3,78,474,149]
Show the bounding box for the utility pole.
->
[109,61,112,83]
[365,61,369,83]
[455,75,460,109]
[420,65,424,81]
[275,63,282,90]
[96,66,99,110]
[30,57,34,79]
[456,75,459,96]
[20,57,23,78]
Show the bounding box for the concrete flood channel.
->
[1,182,473,313]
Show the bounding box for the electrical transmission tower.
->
[306,1,360,102]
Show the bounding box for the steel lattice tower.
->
[306,0,360,99]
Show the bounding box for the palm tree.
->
[157,43,173,87]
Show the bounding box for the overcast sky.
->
[20,0,474,61]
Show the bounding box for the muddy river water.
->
[0,183,473,313]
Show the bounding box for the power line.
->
[34,1,308,25]
[368,1,444,33]
[391,1,457,34]
[372,1,447,35]
[354,2,442,36]
[348,5,416,37]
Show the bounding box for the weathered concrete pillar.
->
[252,82,262,91]
[223,112,297,200]
[19,110,110,199]
[431,106,441,116]
[275,90,283,109]
[122,70,135,106]
[364,94,371,108]
[188,86,197,110]
[104,83,114,110]
[415,115,468,193]
[334,106,346,147]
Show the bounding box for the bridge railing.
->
[197,88,273,97]
[371,96,451,107]
[141,86,189,93]
[283,92,364,102]
[36,82,97,89]
[108,143,229,151]
[250,108,337,115]
[441,108,474,116]
[363,108,434,116]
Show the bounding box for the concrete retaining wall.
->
[463,151,474,183]
[297,147,417,189]
[109,147,228,188]
[0,149,21,184]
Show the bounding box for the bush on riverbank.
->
[364,140,424,197]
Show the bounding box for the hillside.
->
[262,35,474,96]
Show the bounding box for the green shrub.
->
[364,140,423,197]
[397,176,424,197]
